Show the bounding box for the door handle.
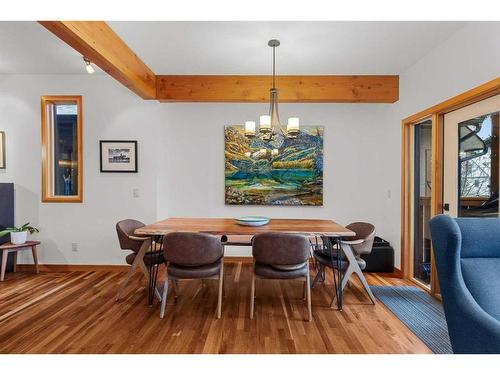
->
[443,203,450,211]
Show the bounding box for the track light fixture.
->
[83,57,95,74]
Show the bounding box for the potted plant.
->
[0,223,39,245]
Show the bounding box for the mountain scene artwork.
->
[225,125,324,206]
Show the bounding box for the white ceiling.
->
[0,21,466,75]
[0,22,104,74]
[108,21,466,75]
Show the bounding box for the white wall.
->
[158,103,395,256]
[158,22,500,263]
[399,22,500,115]
[385,22,500,266]
[0,74,162,264]
[1,22,498,266]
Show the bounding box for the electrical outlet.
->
[71,243,78,252]
[133,188,140,198]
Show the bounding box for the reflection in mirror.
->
[459,111,500,217]
[41,96,82,202]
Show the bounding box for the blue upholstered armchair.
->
[429,215,500,354]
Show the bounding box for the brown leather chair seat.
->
[256,262,308,279]
[167,261,221,279]
[313,250,366,270]
[125,250,164,266]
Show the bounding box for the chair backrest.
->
[455,217,500,258]
[345,222,375,255]
[163,232,223,266]
[116,219,146,253]
[252,232,310,266]
[430,215,500,353]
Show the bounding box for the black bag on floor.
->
[360,236,394,273]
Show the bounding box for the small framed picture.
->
[0,131,5,169]
[100,140,138,173]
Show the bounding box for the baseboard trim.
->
[17,260,400,274]
[16,257,254,273]
[16,264,129,272]
[224,256,253,263]
[376,267,403,279]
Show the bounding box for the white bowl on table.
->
[235,216,270,227]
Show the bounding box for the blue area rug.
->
[371,286,453,354]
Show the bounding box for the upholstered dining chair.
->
[160,232,224,319]
[312,222,376,307]
[115,219,164,301]
[251,233,312,321]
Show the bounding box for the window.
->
[41,96,83,202]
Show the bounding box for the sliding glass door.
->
[443,95,500,218]
[411,120,433,287]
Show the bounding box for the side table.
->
[0,241,40,281]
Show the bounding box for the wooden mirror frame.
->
[41,95,83,203]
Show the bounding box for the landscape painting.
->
[225,125,323,206]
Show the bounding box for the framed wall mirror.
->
[41,96,83,202]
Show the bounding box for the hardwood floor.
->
[0,262,432,354]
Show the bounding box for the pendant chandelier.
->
[244,39,300,140]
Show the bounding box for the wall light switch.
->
[387,189,392,199]
[133,188,140,198]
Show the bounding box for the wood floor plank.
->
[0,263,432,354]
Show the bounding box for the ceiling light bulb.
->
[245,121,256,137]
[260,115,271,133]
[287,117,300,130]
[83,57,95,74]
[287,117,300,138]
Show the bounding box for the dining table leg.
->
[320,236,341,310]
[147,235,164,306]
[334,236,343,311]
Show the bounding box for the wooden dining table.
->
[135,217,355,310]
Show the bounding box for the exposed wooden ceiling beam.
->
[39,21,156,99]
[156,75,399,103]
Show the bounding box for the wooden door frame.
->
[401,77,500,296]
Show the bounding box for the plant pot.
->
[11,231,28,245]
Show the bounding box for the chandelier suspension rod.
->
[272,44,276,89]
